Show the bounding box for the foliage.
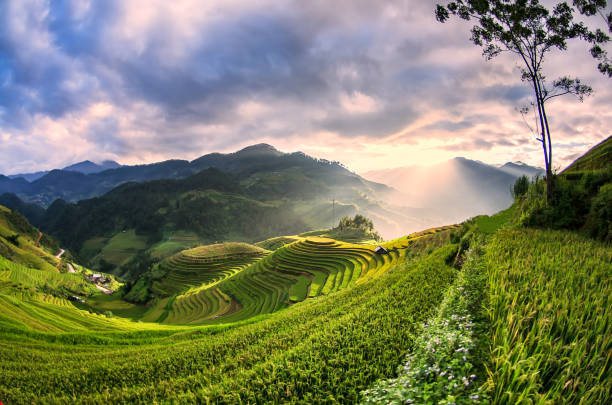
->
[512,175,529,198]
[483,228,611,403]
[332,214,382,242]
[362,244,489,404]
[436,0,607,200]
[585,182,612,240]
[518,168,612,238]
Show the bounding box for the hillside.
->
[0,142,610,403]
[8,160,122,182]
[0,206,62,273]
[0,144,389,206]
[2,150,436,276]
[562,135,612,173]
[1,204,609,403]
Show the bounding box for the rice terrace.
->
[0,0,611,404]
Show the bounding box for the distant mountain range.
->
[8,160,122,182]
[0,144,546,276]
[498,161,545,178]
[2,144,419,275]
[363,157,544,224]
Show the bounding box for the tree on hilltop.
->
[435,0,610,202]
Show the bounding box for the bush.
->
[585,183,612,241]
[512,175,529,198]
[6,234,20,246]
[518,169,612,239]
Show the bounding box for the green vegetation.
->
[93,229,148,269]
[483,228,611,404]
[328,214,383,243]
[517,166,612,240]
[563,135,612,172]
[132,227,454,325]
[363,243,489,404]
[0,233,456,403]
[255,235,302,250]
[1,137,610,403]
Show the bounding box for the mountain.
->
[7,170,49,182]
[364,157,541,224]
[2,144,362,206]
[8,146,415,277]
[498,161,545,178]
[62,160,122,174]
[8,160,123,182]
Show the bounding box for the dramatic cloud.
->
[0,0,610,174]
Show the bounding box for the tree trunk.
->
[537,80,554,204]
[531,75,552,203]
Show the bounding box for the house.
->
[374,246,389,255]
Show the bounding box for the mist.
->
[361,157,541,239]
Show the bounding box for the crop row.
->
[151,228,454,325]
[484,228,611,404]
[0,242,458,403]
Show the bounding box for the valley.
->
[0,138,610,404]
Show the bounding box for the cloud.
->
[0,0,610,174]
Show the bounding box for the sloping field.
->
[151,242,269,297]
[0,206,60,272]
[93,229,148,268]
[0,256,95,296]
[562,135,611,172]
[148,225,456,325]
[0,237,458,403]
[485,228,611,404]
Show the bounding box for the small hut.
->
[374,246,389,255]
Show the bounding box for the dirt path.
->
[67,263,76,273]
[96,284,112,294]
[55,249,65,259]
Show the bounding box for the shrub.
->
[585,183,612,241]
[6,234,20,246]
[512,175,529,198]
[518,169,612,239]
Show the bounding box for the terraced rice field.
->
[0,236,459,403]
[149,226,456,325]
[0,256,95,296]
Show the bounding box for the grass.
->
[137,226,455,325]
[472,205,515,235]
[0,237,457,403]
[94,229,148,267]
[79,237,107,259]
[483,228,611,404]
[149,231,202,259]
[562,135,611,172]
[362,242,489,404]
[0,209,60,273]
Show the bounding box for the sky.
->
[0,0,610,176]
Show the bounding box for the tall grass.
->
[484,228,611,404]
